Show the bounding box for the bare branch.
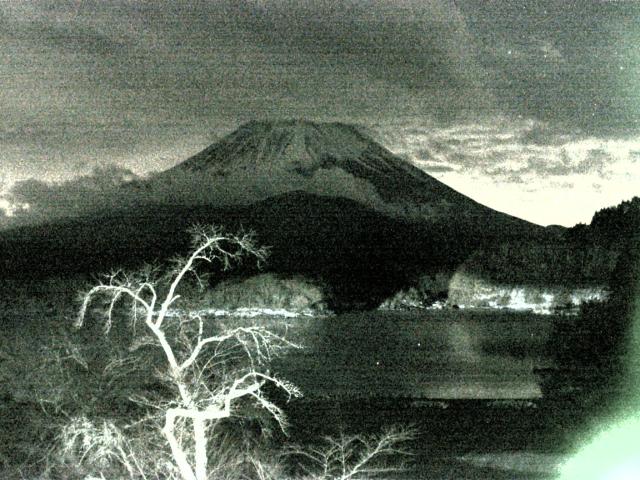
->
[179,326,300,371]
[285,426,416,480]
[154,226,266,331]
[76,284,152,333]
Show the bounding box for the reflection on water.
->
[448,322,481,362]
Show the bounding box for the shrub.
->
[379,272,449,310]
[284,425,416,480]
[46,414,286,480]
[201,273,331,315]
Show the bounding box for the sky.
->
[1,0,639,226]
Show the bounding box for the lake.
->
[0,299,558,400]
[271,309,556,400]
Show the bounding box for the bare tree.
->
[285,426,416,480]
[75,225,302,480]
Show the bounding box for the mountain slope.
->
[167,119,459,203]
[158,119,540,232]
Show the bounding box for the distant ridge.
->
[0,191,452,307]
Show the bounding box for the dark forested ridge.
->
[567,196,640,247]
[0,190,547,310]
[540,197,640,401]
[1,194,636,311]
[453,197,640,290]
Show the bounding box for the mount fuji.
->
[154,119,537,232]
[0,119,551,308]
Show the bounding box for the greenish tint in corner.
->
[560,234,640,479]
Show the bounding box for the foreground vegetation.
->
[0,225,414,479]
[0,275,627,479]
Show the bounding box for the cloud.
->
[575,149,611,176]
[460,0,640,134]
[3,117,639,229]
[209,0,499,125]
[1,1,638,228]
[0,0,499,187]
[518,123,576,146]
[372,118,640,226]
[1,0,638,190]
[375,119,640,181]
[487,36,564,64]
[2,0,496,125]
[1,1,167,55]
[3,166,140,224]
[1,160,391,228]
[237,0,484,89]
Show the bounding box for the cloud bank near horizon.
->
[1,1,638,227]
[373,119,640,227]
[0,160,391,229]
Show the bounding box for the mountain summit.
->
[172,119,382,175]
[167,119,471,204]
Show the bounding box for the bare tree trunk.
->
[163,410,197,480]
[193,417,208,480]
